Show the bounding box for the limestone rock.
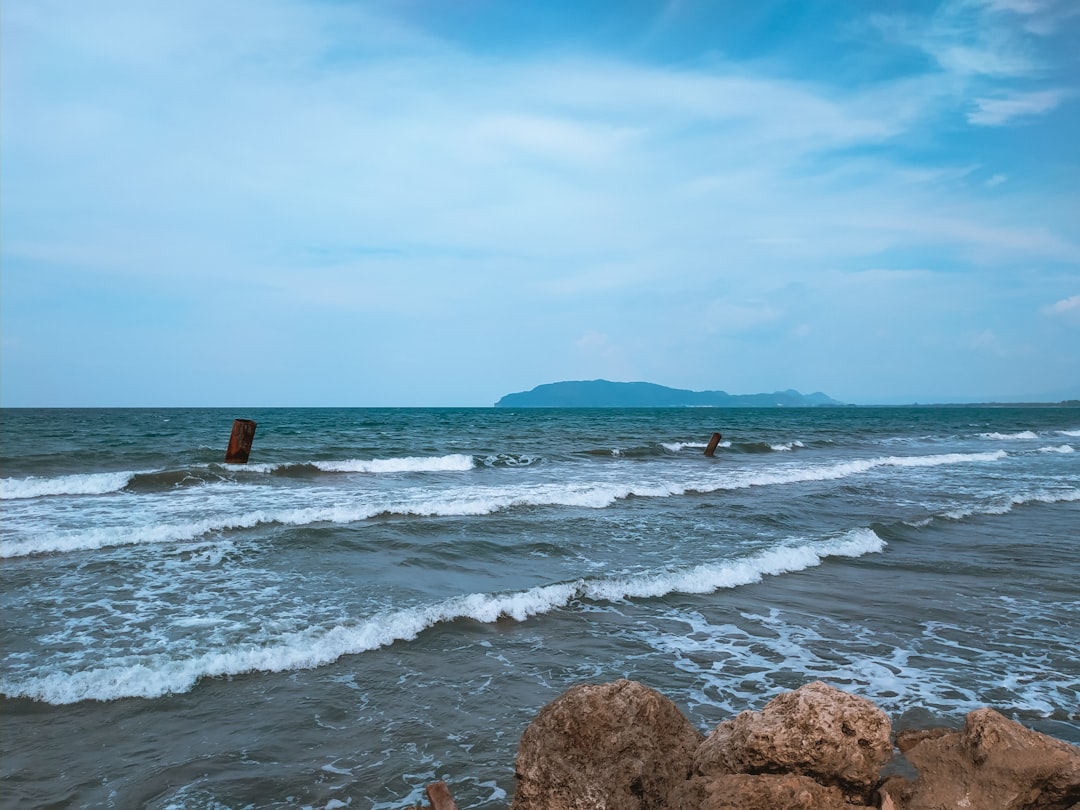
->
[679,772,870,810]
[694,681,892,803]
[893,727,951,754]
[884,707,1080,810]
[510,679,703,810]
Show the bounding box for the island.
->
[494,380,846,408]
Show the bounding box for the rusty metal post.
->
[425,781,459,810]
[704,431,722,457]
[225,419,257,463]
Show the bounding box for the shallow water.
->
[2,406,1078,808]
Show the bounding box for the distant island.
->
[494,380,847,408]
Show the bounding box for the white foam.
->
[313,454,474,473]
[722,450,1007,492]
[583,528,885,601]
[941,488,1080,520]
[0,471,137,500]
[650,594,1079,722]
[981,431,1039,440]
[1037,444,1075,454]
[243,462,286,473]
[1059,429,1080,437]
[662,442,713,452]
[0,530,886,704]
[770,441,805,452]
[1,450,1007,559]
[0,504,382,559]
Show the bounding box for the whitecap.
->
[313,454,474,473]
[0,529,886,704]
[0,471,138,500]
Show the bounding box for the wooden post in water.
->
[225,419,257,464]
[704,431,722,457]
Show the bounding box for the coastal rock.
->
[893,727,951,754]
[694,681,892,804]
[510,679,703,810]
[883,707,1080,810]
[679,772,870,810]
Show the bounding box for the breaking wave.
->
[0,471,139,500]
[0,450,1008,559]
[0,529,885,704]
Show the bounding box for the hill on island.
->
[494,380,846,408]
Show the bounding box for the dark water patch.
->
[125,467,234,492]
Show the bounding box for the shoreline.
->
[419,679,1080,810]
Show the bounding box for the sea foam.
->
[0,471,138,500]
[0,529,886,704]
[941,488,1080,520]
[313,454,475,473]
[0,450,1006,559]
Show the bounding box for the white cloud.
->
[1043,295,1080,318]
[870,3,1041,79]
[968,89,1070,125]
[469,114,638,166]
[932,44,1035,78]
[985,174,1007,187]
[983,0,1079,35]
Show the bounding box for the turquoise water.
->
[2,406,1078,808]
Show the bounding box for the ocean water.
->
[1,406,1078,809]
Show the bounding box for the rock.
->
[694,681,892,804]
[510,679,703,810]
[893,727,951,754]
[679,772,870,810]
[424,781,459,810]
[884,707,1080,810]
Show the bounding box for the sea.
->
[1,406,1078,809]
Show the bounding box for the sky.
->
[2,0,1078,407]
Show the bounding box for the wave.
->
[939,488,1080,521]
[1038,444,1075,454]
[0,471,139,500]
[479,453,541,467]
[661,441,710,452]
[769,441,805,453]
[311,454,475,474]
[0,450,1007,559]
[248,454,476,475]
[662,440,804,454]
[0,529,885,704]
[246,454,476,475]
[1059,429,1080,438]
[715,451,1007,493]
[599,441,737,457]
[728,440,807,454]
[1,454,476,499]
[980,431,1039,440]
[0,505,384,559]
[125,468,235,492]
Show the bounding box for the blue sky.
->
[2,0,1078,406]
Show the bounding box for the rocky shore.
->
[420,679,1080,810]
